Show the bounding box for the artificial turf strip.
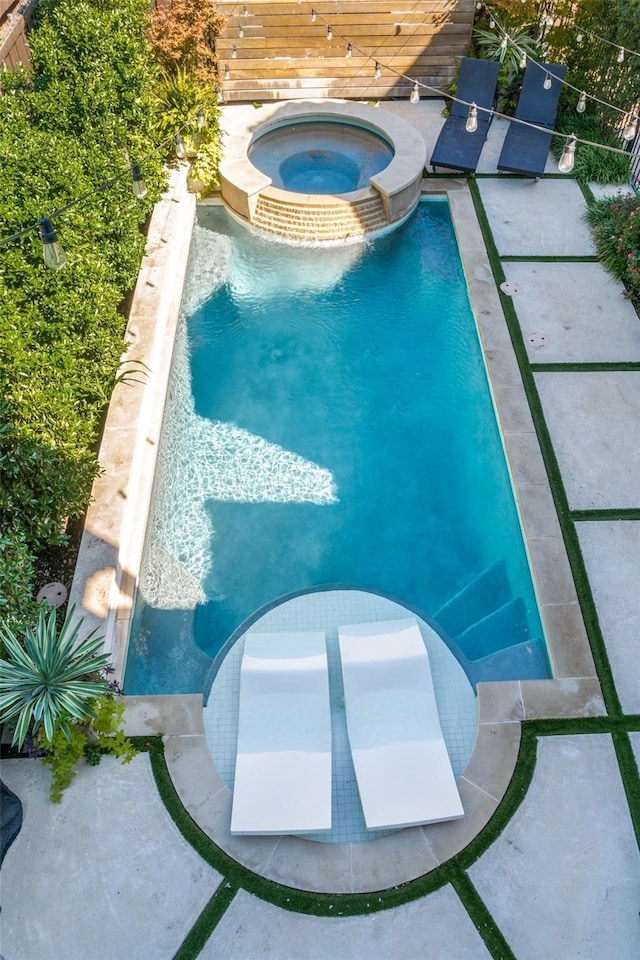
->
[570,508,640,522]
[500,254,599,262]
[611,731,640,848]
[530,362,640,372]
[171,882,238,960]
[467,177,623,718]
[450,871,517,960]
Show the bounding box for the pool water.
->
[125,201,550,695]
[248,120,394,193]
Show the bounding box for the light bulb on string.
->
[130,162,148,200]
[174,132,186,159]
[617,46,625,63]
[242,3,248,15]
[38,218,67,270]
[374,61,382,79]
[622,114,638,141]
[410,82,420,104]
[311,9,316,22]
[215,82,224,102]
[346,42,352,58]
[238,24,244,38]
[576,91,587,113]
[466,102,478,133]
[558,134,577,173]
[576,32,583,43]
[197,106,206,130]
[232,43,237,58]
[489,18,495,29]
[224,63,231,80]
[543,71,552,90]
[500,35,508,50]
[475,1,482,8]
[519,51,527,69]
[327,24,333,40]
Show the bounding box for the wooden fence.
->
[0,0,36,69]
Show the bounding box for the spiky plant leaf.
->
[0,606,112,748]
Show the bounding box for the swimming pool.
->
[125,200,550,695]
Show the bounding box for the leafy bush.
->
[147,0,223,82]
[586,192,640,305]
[38,696,137,803]
[0,0,165,625]
[553,109,631,184]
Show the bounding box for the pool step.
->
[253,191,388,241]
[454,595,530,663]
[467,637,551,686]
[433,561,512,640]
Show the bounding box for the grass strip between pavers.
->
[571,508,640,522]
[451,871,517,960]
[467,177,622,717]
[500,254,599,262]
[171,881,238,960]
[530,362,640,372]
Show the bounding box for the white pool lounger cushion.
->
[338,618,464,830]
[230,631,332,836]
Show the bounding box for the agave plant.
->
[0,606,112,749]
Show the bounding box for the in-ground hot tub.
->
[218,101,427,242]
[248,120,395,194]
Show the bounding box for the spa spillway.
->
[218,101,427,243]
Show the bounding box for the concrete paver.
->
[504,261,640,363]
[534,371,640,509]
[198,885,493,960]
[576,521,640,714]
[0,756,221,960]
[477,178,596,256]
[469,735,640,960]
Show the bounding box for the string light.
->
[500,34,508,50]
[465,103,478,133]
[130,163,148,200]
[224,63,231,80]
[39,218,67,271]
[572,23,640,59]
[242,3,248,14]
[174,131,186,159]
[543,72,552,90]
[327,24,333,40]
[519,51,527,69]
[238,24,244,38]
[617,46,625,63]
[215,82,224,102]
[622,115,639,141]
[197,106,206,130]
[576,91,587,113]
[346,42,352,58]
[232,43,237,58]
[576,32,583,43]
[493,13,639,125]
[310,8,316,22]
[410,82,420,104]
[374,61,382,79]
[558,134,577,173]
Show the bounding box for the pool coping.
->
[69,121,604,893]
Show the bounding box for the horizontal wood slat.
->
[216,1,472,100]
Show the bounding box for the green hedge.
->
[0,0,166,626]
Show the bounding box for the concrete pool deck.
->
[2,101,639,957]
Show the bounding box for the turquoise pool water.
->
[125,201,549,695]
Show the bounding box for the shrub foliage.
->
[587,192,640,306]
[0,0,165,626]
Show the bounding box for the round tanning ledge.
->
[218,101,427,243]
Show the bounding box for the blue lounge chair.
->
[497,61,567,177]
[430,57,500,173]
